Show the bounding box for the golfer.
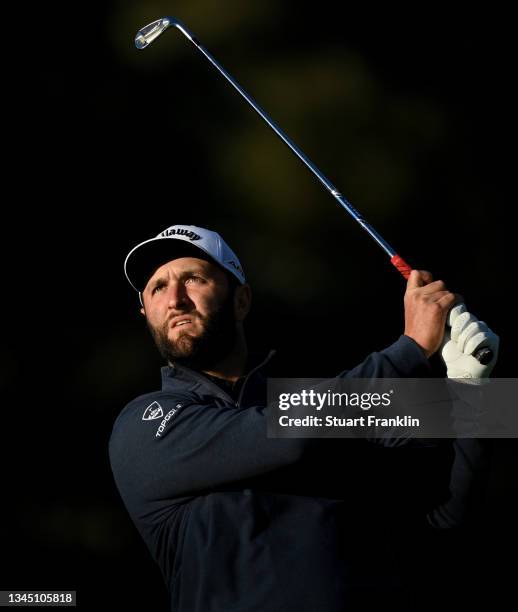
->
[110,224,498,611]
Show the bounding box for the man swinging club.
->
[110,223,499,612]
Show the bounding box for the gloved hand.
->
[440,303,499,379]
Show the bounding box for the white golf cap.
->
[124,224,246,293]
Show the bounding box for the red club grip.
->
[391,255,412,279]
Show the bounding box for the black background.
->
[3,1,516,609]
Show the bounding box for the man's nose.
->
[167,281,190,309]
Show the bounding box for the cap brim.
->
[124,238,213,293]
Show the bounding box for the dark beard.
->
[146,290,238,371]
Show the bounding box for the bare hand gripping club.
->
[135,17,493,365]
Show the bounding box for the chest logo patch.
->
[142,401,164,421]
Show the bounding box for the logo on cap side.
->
[226,260,244,276]
[160,228,201,241]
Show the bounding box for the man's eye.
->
[186,275,205,284]
[152,284,165,295]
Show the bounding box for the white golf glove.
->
[440,303,499,379]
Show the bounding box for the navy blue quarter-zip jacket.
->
[109,335,490,611]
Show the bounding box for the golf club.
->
[134,16,493,365]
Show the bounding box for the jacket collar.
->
[161,349,277,406]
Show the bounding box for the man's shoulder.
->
[109,389,198,474]
[125,388,184,411]
[110,388,195,440]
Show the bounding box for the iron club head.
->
[135,18,172,49]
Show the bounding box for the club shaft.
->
[170,20,397,259]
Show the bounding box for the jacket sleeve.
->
[339,334,431,378]
[426,437,492,529]
[110,396,309,504]
[109,335,431,503]
[425,379,494,528]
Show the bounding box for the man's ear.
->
[139,291,146,316]
[234,283,252,322]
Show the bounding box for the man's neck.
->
[202,334,248,383]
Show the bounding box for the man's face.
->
[140,257,237,369]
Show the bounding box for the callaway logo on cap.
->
[124,224,246,293]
